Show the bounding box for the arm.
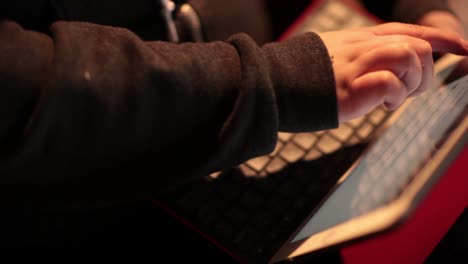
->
[319,22,468,122]
[0,20,337,209]
[2,17,467,210]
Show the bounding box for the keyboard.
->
[154,0,395,263]
[159,143,367,263]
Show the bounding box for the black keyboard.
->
[157,143,367,263]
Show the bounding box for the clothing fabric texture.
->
[0,0,454,252]
[0,0,452,210]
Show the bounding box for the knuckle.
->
[419,41,433,56]
[389,42,414,61]
[379,71,396,84]
[389,35,407,44]
[394,48,415,68]
[398,43,414,57]
[379,72,399,91]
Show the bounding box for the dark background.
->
[2,0,466,262]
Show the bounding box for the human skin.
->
[319,22,468,123]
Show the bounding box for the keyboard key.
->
[304,148,324,161]
[196,205,221,227]
[370,107,389,125]
[213,174,246,200]
[347,135,363,145]
[226,206,249,227]
[348,116,366,128]
[314,130,327,136]
[239,164,257,177]
[213,222,235,241]
[265,157,287,174]
[270,141,284,156]
[293,133,318,149]
[208,171,222,179]
[357,122,374,138]
[343,15,371,29]
[236,226,262,251]
[245,155,271,172]
[254,177,276,195]
[296,16,318,33]
[280,143,305,162]
[316,134,342,153]
[279,215,294,228]
[176,191,207,215]
[266,195,289,213]
[240,189,264,208]
[316,13,339,30]
[253,211,274,229]
[278,132,293,142]
[326,0,351,19]
[306,19,326,33]
[330,125,354,141]
[279,182,298,197]
[292,198,307,210]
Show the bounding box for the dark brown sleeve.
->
[0,20,336,209]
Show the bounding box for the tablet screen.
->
[292,74,468,243]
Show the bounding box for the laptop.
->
[151,1,468,263]
[269,52,468,263]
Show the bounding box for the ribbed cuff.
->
[263,32,338,132]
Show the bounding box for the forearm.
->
[0,20,337,209]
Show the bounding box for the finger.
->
[353,43,422,95]
[365,22,468,55]
[347,71,406,120]
[404,36,434,97]
[346,34,433,97]
[349,35,434,93]
[338,71,406,122]
[378,36,434,96]
[417,11,467,39]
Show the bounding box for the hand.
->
[417,11,466,39]
[418,12,467,91]
[318,22,468,123]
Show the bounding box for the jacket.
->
[0,0,453,210]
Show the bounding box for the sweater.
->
[0,0,452,210]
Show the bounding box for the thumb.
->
[341,70,406,122]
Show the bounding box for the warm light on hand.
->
[319,22,468,123]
